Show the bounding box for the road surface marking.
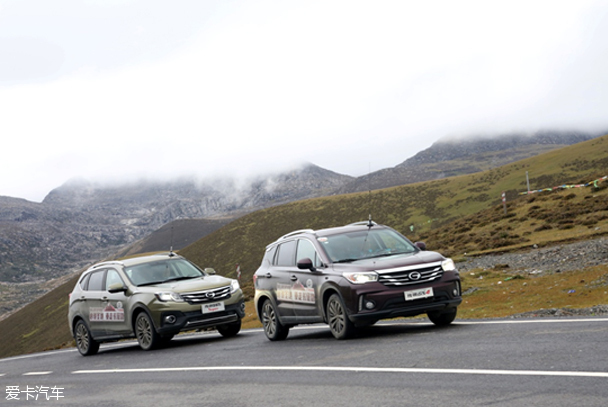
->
[72,365,608,378]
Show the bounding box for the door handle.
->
[265,273,272,279]
[290,275,298,281]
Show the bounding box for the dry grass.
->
[459,264,608,318]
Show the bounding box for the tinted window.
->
[296,239,322,268]
[87,270,105,291]
[124,259,204,286]
[79,273,91,290]
[320,228,417,262]
[275,240,297,267]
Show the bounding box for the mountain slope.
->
[1,135,607,358]
[336,130,601,194]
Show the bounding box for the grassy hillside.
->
[180,135,608,296]
[1,134,606,359]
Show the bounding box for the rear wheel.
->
[74,320,99,356]
[327,293,354,340]
[428,308,457,326]
[135,312,160,350]
[217,320,241,337]
[261,299,289,341]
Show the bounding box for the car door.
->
[291,239,324,322]
[100,268,130,336]
[80,269,107,337]
[268,239,298,321]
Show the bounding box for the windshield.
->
[124,259,205,286]
[319,228,417,263]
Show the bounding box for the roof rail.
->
[90,260,125,269]
[347,221,378,226]
[278,229,314,241]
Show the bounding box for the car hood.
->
[135,275,234,293]
[330,250,446,273]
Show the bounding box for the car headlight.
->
[155,292,184,302]
[441,258,456,271]
[343,272,378,284]
[231,279,240,293]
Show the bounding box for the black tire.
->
[74,320,99,356]
[428,308,457,326]
[135,312,160,350]
[355,319,379,328]
[159,334,174,347]
[261,299,289,341]
[327,293,354,340]
[217,320,242,337]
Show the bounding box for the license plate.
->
[404,287,434,301]
[202,301,225,314]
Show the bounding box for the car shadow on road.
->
[96,330,237,355]
[284,320,464,342]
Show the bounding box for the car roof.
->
[268,221,386,248]
[85,252,182,273]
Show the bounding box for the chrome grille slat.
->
[181,286,231,304]
[378,266,443,287]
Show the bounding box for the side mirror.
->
[108,283,127,293]
[297,258,316,272]
[204,268,216,275]
[415,242,427,251]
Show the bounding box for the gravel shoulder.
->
[456,236,608,317]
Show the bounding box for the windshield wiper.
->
[333,258,360,264]
[162,276,199,283]
[137,280,165,287]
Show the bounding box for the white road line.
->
[455,318,608,325]
[72,366,608,378]
[23,371,53,375]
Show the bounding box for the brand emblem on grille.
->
[205,292,216,299]
[408,271,422,281]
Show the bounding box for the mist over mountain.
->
[335,130,604,194]
[0,163,352,284]
[1,130,605,318]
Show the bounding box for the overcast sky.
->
[2,0,608,202]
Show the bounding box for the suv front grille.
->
[181,286,231,304]
[377,262,443,287]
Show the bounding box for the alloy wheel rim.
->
[76,323,89,352]
[136,315,152,347]
[263,303,276,337]
[328,299,345,334]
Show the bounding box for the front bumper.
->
[347,278,462,324]
[157,300,246,335]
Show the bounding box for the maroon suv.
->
[253,221,462,340]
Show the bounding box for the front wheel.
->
[74,320,99,356]
[261,299,289,341]
[217,320,241,337]
[327,293,354,340]
[135,312,160,350]
[428,308,457,326]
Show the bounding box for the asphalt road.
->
[1,318,607,407]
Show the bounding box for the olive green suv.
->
[68,253,245,356]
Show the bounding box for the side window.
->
[87,270,105,291]
[296,239,322,268]
[105,269,124,291]
[263,246,277,266]
[275,240,297,267]
[79,273,91,290]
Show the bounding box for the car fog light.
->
[365,300,376,310]
[164,315,177,324]
[453,288,459,296]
